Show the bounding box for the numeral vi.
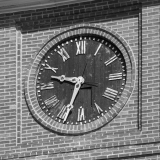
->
[77,106,85,121]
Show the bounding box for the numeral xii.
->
[76,40,86,55]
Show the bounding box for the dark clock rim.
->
[25,23,135,135]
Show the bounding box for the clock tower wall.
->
[0,0,160,160]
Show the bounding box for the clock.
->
[25,24,135,135]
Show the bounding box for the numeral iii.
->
[109,73,122,80]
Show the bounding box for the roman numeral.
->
[57,48,70,62]
[44,95,59,108]
[45,64,58,73]
[102,88,118,100]
[76,40,86,55]
[41,82,54,90]
[94,43,102,56]
[57,105,71,123]
[94,102,103,114]
[57,105,67,119]
[105,55,117,66]
[77,106,85,121]
[109,73,122,80]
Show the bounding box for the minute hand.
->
[63,76,84,123]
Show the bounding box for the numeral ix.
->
[109,73,122,80]
[41,82,54,90]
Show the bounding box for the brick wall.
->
[0,0,160,159]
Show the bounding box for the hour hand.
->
[84,81,98,87]
[51,75,78,83]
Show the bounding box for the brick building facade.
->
[0,0,160,159]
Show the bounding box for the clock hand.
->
[64,76,79,84]
[83,81,98,87]
[81,62,98,87]
[63,76,84,122]
[82,62,88,77]
[51,75,78,83]
[81,85,92,89]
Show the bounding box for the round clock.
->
[25,24,135,135]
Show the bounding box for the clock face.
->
[26,24,135,134]
[36,36,126,125]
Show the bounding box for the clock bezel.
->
[25,24,135,135]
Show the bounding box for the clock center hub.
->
[78,76,84,84]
